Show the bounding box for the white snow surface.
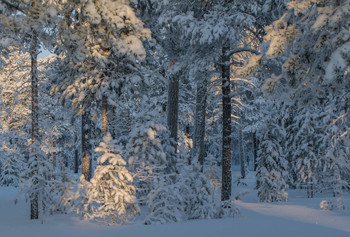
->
[1,170,350,237]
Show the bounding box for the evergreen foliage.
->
[72,134,139,224]
[256,121,288,202]
[0,0,349,226]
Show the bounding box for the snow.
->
[236,200,350,233]
[324,42,350,83]
[312,14,328,31]
[1,169,350,237]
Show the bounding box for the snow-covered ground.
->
[1,170,350,237]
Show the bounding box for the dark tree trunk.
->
[81,112,92,181]
[238,120,245,179]
[235,81,245,179]
[30,28,39,220]
[193,77,208,170]
[167,76,179,146]
[52,135,56,170]
[74,134,79,174]
[253,132,258,171]
[102,95,108,137]
[221,45,232,201]
[111,107,116,140]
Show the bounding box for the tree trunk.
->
[74,135,79,174]
[221,45,232,201]
[235,81,245,179]
[52,135,56,170]
[101,95,108,137]
[167,76,179,147]
[111,107,116,139]
[30,28,39,220]
[238,119,245,179]
[193,77,208,170]
[81,112,92,181]
[253,132,258,171]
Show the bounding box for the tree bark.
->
[81,112,92,181]
[235,81,245,179]
[111,107,116,139]
[52,135,56,170]
[30,28,39,220]
[74,135,79,174]
[167,76,179,147]
[101,95,108,137]
[253,132,258,171]
[193,77,208,170]
[221,45,232,201]
[238,119,246,179]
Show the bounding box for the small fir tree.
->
[0,140,25,187]
[73,133,139,224]
[125,121,167,203]
[18,142,57,222]
[144,173,185,225]
[256,122,288,202]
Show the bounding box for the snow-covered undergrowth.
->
[1,169,350,237]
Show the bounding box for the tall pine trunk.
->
[30,28,39,220]
[81,112,92,181]
[221,45,232,201]
[193,77,208,170]
[238,119,245,179]
[235,82,245,179]
[167,76,179,147]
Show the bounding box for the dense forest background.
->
[0,0,349,225]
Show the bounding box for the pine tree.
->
[289,108,326,198]
[73,133,139,224]
[52,0,151,183]
[144,173,185,225]
[126,120,167,204]
[0,137,25,187]
[19,142,59,223]
[256,120,288,202]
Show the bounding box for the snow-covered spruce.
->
[289,109,323,198]
[144,173,185,225]
[125,121,167,204]
[18,142,63,222]
[144,162,235,224]
[0,144,24,187]
[181,164,218,220]
[73,133,139,224]
[256,122,288,202]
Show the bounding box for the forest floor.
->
[1,168,350,237]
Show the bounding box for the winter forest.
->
[0,0,350,235]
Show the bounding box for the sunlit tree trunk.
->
[81,112,92,181]
[221,44,232,201]
[102,95,108,137]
